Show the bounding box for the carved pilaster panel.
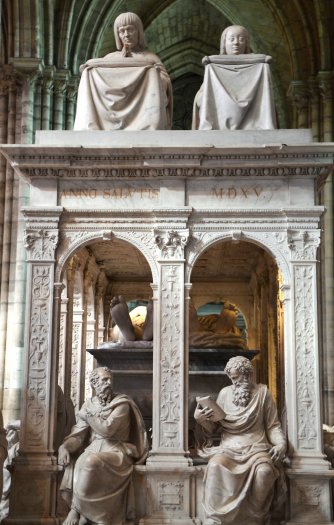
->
[25,265,52,449]
[294,264,317,449]
[159,265,183,449]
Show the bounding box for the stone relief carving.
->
[294,264,317,447]
[25,228,58,260]
[158,481,184,512]
[287,230,321,260]
[155,229,189,259]
[160,265,182,448]
[27,265,51,447]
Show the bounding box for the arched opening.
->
[57,237,153,426]
[188,239,285,456]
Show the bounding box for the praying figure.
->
[74,12,173,130]
[58,367,148,525]
[192,25,277,130]
[194,356,286,525]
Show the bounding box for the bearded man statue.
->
[58,367,148,525]
[194,356,286,525]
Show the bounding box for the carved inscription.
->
[211,186,264,199]
[60,187,159,200]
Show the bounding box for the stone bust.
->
[194,356,286,525]
[74,12,173,131]
[192,25,276,130]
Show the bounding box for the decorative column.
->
[4,207,63,525]
[138,229,201,525]
[284,229,334,525]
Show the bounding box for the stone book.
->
[196,395,226,420]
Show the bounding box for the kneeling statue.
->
[58,367,148,525]
[194,356,286,525]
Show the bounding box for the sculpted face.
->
[95,369,113,396]
[225,26,247,55]
[229,368,250,387]
[118,24,139,50]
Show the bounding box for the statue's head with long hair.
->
[114,12,145,52]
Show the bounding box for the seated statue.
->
[74,12,173,130]
[189,300,247,349]
[194,356,286,525]
[192,25,277,130]
[58,367,148,525]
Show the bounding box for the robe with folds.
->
[199,384,286,525]
[192,54,277,131]
[74,51,173,131]
[60,393,148,525]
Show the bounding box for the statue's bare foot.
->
[63,509,80,525]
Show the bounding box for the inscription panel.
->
[187,179,314,208]
[58,180,184,209]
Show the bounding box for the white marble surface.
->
[35,129,313,147]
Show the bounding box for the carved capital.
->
[287,230,320,261]
[155,229,189,259]
[25,229,59,261]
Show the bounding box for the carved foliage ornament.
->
[26,266,51,447]
[160,265,182,448]
[155,229,189,259]
[25,229,59,261]
[294,264,317,447]
[287,230,320,261]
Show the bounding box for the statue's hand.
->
[202,56,210,65]
[58,444,71,466]
[269,444,286,463]
[194,406,215,423]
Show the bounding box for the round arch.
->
[186,231,291,287]
[55,230,159,284]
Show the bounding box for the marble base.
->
[135,465,203,525]
[285,468,334,524]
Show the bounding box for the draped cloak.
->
[192,54,277,131]
[74,51,173,131]
[199,384,286,525]
[60,394,148,525]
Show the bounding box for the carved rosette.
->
[294,264,317,448]
[25,228,58,261]
[26,265,51,448]
[155,229,189,260]
[159,265,182,448]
